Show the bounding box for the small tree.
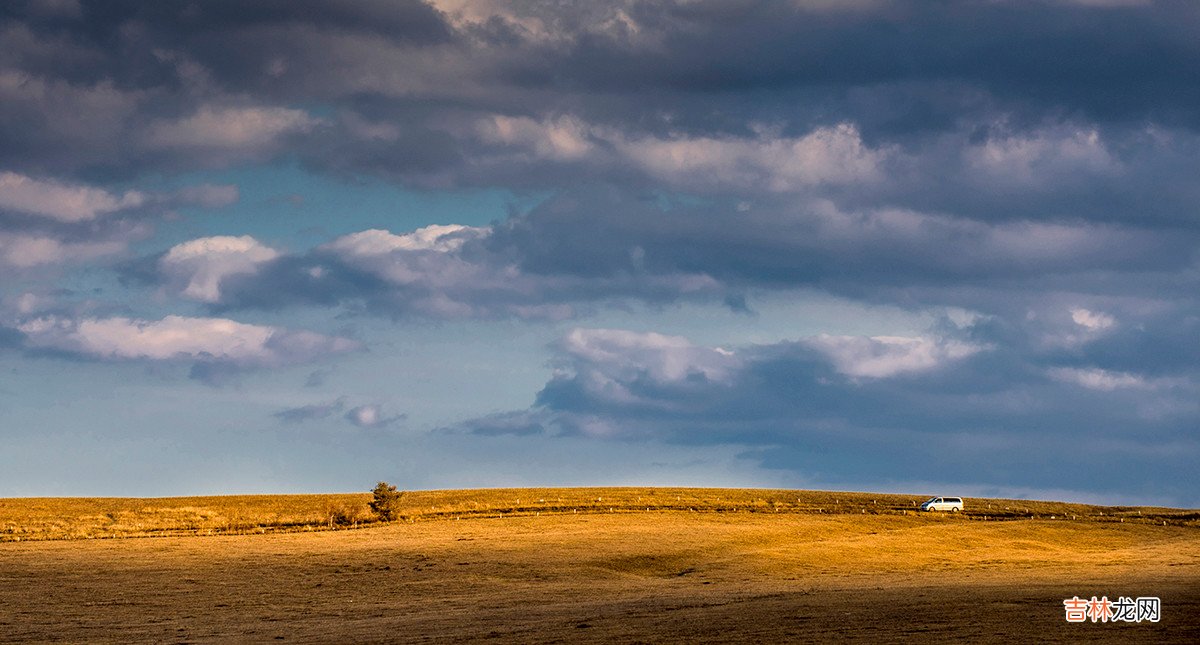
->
[369,481,403,522]
[324,502,359,528]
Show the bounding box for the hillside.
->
[2,487,1197,542]
[1,490,1197,643]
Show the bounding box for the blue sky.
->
[1,0,1197,505]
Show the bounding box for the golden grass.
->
[0,493,371,541]
[2,509,1197,643]
[2,487,1196,542]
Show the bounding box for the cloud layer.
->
[15,314,358,382]
[2,1,1198,501]
[454,325,1198,503]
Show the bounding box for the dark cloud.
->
[0,170,238,281]
[451,411,548,437]
[4,0,1200,181]
[154,184,1193,323]
[273,398,404,428]
[450,325,1200,504]
[144,220,725,319]
[4,0,1199,501]
[487,188,1195,288]
[275,397,347,423]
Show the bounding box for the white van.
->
[921,496,964,512]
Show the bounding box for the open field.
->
[1,488,1198,643]
[3,487,1197,542]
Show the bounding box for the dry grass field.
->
[3,487,1196,542]
[1,488,1198,643]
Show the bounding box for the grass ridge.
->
[2,486,1196,542]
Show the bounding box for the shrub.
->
[369,481,404,522]
[324,503,361,528]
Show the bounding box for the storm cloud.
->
[454,325,1199,504]
[1,1,1197,501]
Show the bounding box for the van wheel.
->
[951,507,960,513]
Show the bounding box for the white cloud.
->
[160,235,280,303]
[0,232,124,267]
[344,404,403,428]
[478,115,594,160]
[431,1,652,45]
[617,123,888,190]
[473,116,890,191]
[540,328,743,417]
[1048,367,1144,391]
[1034,306,1118,350]
[18,314,357,366]
[144,106,319,151]
[805,334,981,378]
[562,327,740,386]
[1047,367,1189,393]
[324,224,486,257]
[13,292,52,315]
[320,225,502,298]
[0,171,144,222]
[1070,307,1115,331]
[806,200,1140,268]
[967,126,1119,184]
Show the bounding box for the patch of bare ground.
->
[1,492,1198,643]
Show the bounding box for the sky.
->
[1,0,1197,505]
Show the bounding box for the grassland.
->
[2,486,1197,542]
[1,488,1198,643]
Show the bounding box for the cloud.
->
[0,232,124,268]
[452,324,1200,503]
[0,69,141,174]
[1070,307,1115,331]
[477,115,595,161]
[273,398,403,428]
[160,236,281,303]
[146,179,1191,327]
[142,106,320,153]
[6,0,1200,187]
[274,397,347,423]
[16,314,358,367]
[472,116,890,192]
[966,126,1119,185]
[169,183,240,209]
[22,0,84,19]
[1047,367,1149,391]
[0,0,1197,503]
[559,327,740,385]
[615,122,890,191]
[344,404,404,428]
[185,219,719,318]
[324,224,485,256]
[0,171,144,222]
[804,334,981,379]
[0,173,237,274]
[429,0,660,44]
[477,188,1187,314]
